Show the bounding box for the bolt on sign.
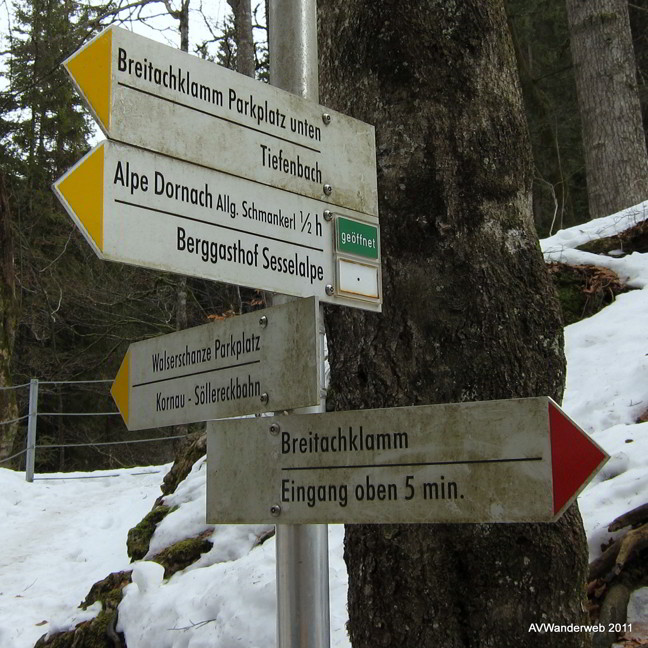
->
[112,297,320,430]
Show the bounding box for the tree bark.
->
[319,2,590,646]
[169,0,190,447]
[0,173,19,462]
[227,0,263,310]
[566,0,648,219]
[227,0,255,78]
[163,0,190,52]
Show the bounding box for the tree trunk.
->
[0,173,19,462]
[172,0,190,447]
[227,0,255,77]
[175,3,189,333]
[566,0,648,219]
[318,2,590,646]
[179,0,189,52]
[228,0,262,310]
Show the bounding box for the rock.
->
[34,571,132,648]
[575,219,648,256]
[126,505,172,561]
[547,262,630,325]
[593,583,631,648]
[149,531,213,578]
[156,432,206,502]
[82,571,133,609]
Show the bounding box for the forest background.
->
[0,0,646,474]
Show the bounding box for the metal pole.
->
[275,305,329,648]
[268,2,330,647]
[268,0,319,101]
[25,379,39,482]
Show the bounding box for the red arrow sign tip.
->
[549,401,609,517]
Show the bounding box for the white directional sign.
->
[111,298,320,430]
[206,397,609,524]
[62,25,378,217]
[53,140,381,310]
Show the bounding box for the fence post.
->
[25,378,38,482]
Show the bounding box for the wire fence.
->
[0,378,188,481]
[33,469,163,481]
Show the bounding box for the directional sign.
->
[111,297,320,430]
[53,140,381,310]
[206,397,608,525]
[63,25,378,217]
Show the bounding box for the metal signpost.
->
[267,3,331,647]
[53,140,381,310]
[206,397,609,525]
[111,298,320,430]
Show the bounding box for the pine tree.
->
[0,0,94,462]
[6,0,94,180]
[1,1,190,469]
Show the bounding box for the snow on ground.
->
[541,200,648,262]
[0,467,169,647]
[1,204,647,647]
[0,463,350,648]
[551,204,648,568]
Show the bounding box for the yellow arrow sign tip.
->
[65,28,112,131]
[57,144,105,252]
[111,350,130,426]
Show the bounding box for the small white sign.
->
[337,259,380,299]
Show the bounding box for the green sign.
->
[336,217,379,260]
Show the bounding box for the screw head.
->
[323,209,333,221]
[323,184,332,196]
[270,504,281,517]
[269,422,280,435]
[259,315,268,328]
[322,113,331,125]
[260,392,269,405]
[325,284,334,296]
